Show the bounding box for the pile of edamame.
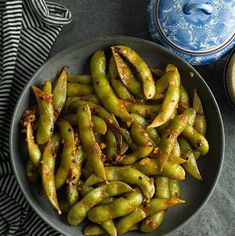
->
[21,45,209,236]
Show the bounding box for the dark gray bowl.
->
[10,36,224,236]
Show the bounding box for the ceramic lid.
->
[147,0,235,65]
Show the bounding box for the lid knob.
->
[183,2,213,15]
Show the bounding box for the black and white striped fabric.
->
[0,1,71,235]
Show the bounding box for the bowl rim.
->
[9,35,225,236]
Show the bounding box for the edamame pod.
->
[84,223,104,235]
[42,133,61,214]
[178,137,202,180]
[169,179,181,198]
[178,85,190,112]
[32,86,54,144]
[101,220,117,236]
[67,181,132,225]
[183,108,196,126]
[109,56,136,102]
[42,80,52,93]
[26,159,39,183]
[92,115,107,135]
[90,50,131,122]
[153,114,188,171]
[168,141,186,164]
[67,74,92,84]
[133,158,185,180]
[113,46,156,99]
[140,211,164,233]
[88,189,143,224]
[84,166,155,198]
[77,104,106,180]
[130,123,152,146]
[111,49,142,96]
[53,67,67,120]
[67,83,94,97]
[148,69,180,128]
[26,123,41,167]
[155,176,170,198]
[55,121,75,189]
[67,146,84,205]
[105,129,117,161]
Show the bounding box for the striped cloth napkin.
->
[0,0,71,235]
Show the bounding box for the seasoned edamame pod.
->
[155,176,170,198]
[116,198,185,234]
[140,211,164,233]
[111,49,142,96]
[26,123,41,167]
[117,145,153,165]
[153,114,188,171]
[182,124,209,155]
[148,69,180,128]
[42,80,52,93]
[32,86,54,144]
[168,141,186,164]
[113,46,156,99]
[183,108,196,126]
[84,223,104,235]
[101,220,117,236]
[26,159,39,183]
[67,74,92,84]
[105,129,117,161]
[84,166,155,198]
[133,158,185,180]
[109,56,136,102]
[88,189,143,224]
[169,179,181,198]
[55,121,75,189]
[178,137,202,180]
[90,50,131,122]
[130,123,152,146]
[42,133,61,214]
[178,85,190,112]
[131,113,160,145]
[53,67,67,120]
[77,104,106,180]
[67,181,132,225]
[67,83,94,97]
[67,146,84,205]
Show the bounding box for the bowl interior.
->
[10,36,224,236]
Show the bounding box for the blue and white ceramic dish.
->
[147,0,235,65]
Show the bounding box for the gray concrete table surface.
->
[50,1,235,235]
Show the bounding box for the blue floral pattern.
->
[147,0,235,65]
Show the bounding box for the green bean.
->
[84,223,104,235]
[55,121,75,189]
[148,69,180,128]
[130,123,152,146]
[193,90,207,136]
[133,158,185,180]
[67,181,132,225]
[178,85,190,112]
[67,74,92,84]
[77,104,106,180]
[42,80,52,93]
[182,124,209,155]
[130,113,160,145]
[178,137,202,180]
[42,133,61,214]
[32,86,54,144]
[67,146,84,205]
[183,108,196,126]
[105,129,117,161]
[152,114,188,171]
[26,159,39,183]
[67,83,94,97]
[169,179,181,198]
[90,50,131,122]
[116,198,185,234]
[53,67,67,120]
[88,189,143,224]
[109,56,136,102]
[84,166,155,198]
[117,145,153,165]
[101,220,117,236]
[140,211,164,233]
[123,101,160,118]
[111,49,142,96]
[155,176,170,198]
[113,46,156,99]
[26,123,41,167]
